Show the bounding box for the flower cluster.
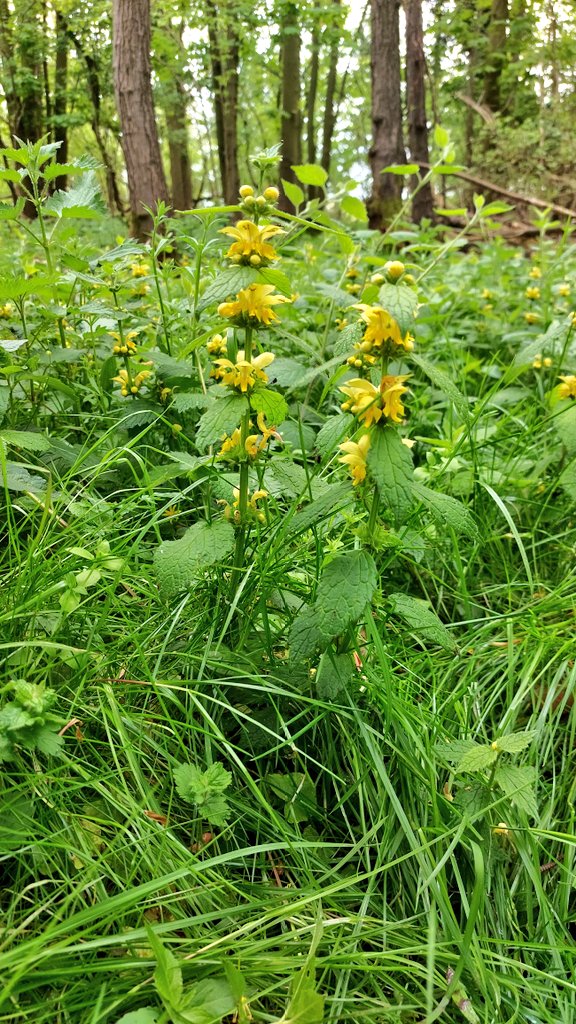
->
[218,283,290,327]
[222,487,268,524]
[111,330,138,356]
[113,367,151,397]
[211,349,274,393]
[219,412,278,460]
[557,374,576,400]
[220,220,284,267]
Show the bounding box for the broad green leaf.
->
[457,745,498,773]
[411,353,469,419]
[382,163,420,175]
[267,772,317,823]
[433,125,450,147]
[43,156,99,181]
[367,426,414,520]
[249,388,288,425]
[554,402,576,454]
[172,392,212,413]
[492,730,536,754]
[0,339,26,353]
[0,168,21,182]
[198,265,258,310]
[176,977,235,1024]
[114,1009,160,1024]
[340,195,368,221]
[432,166,466,176]
[154,519,235,597]
[315,413,354,457]
[287,481,353,536]
[333,320,364,358]
[0,430,51,452]
[281,178,305,208]
[436,208,467,217]
[388,593,457,652]
[266,459,309,498]
[413,483,478,538]
[34,728,65,757]
[292,164,328,188]
[494,764,537,817]
[174,762,232,825]
[316,650,354,700]
[147,927,183,1010]
[435,738,478,764]
[2,461,46,494]
[257,266,293,296]
[43,171,103,219]
[283,962,324,1024]
[377,283,419,336]
[290,549,378,661]
[195,394,248,451]
[0,198,25,220]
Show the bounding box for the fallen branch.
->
[418,162,576,220]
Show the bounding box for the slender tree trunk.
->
[306,26,319,166]
[0,0,19,137]
[368,0,406,229]
[53,9,68,191]
[320,15,340,176]
[278,1,302,213]
[206,0,240,205]
[112,0,169,239]
[16,1,44,144]
[404,0,433,222]
[482,0,509,112]
[166,79,194,210]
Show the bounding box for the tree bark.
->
[206,0,240,205]
[368,0,406,229]
[404,0,433,222]
[320,1,341,178]
[53,9,68,191]
[278,1,302,214]
[166,79,194,211]
[482,0,509,112]
[306,25,319,167]
[112,0,169,239]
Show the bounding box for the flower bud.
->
[263,186,279,202]
[243,195,256,208]
[370,273,385,285]
[255,195,267,208]
[249,254,262,266]
[384,260,405,281]
[239,185,254,198]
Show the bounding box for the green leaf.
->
[433,125,450,147]
[0,168,22,182]
[266,459,309,498]
[198,265,260,310]
[281,178,305,208]
[148,927,184,1012]
[435,738,478,764]
[457,745,498,773]
[554,403,576,454]
[2,461,46,494]
[283,962,325,1024]
[492,730,536,754]
[43,171,103,219]
[43,156,99,181]
[340,195,368,222]
[267,772,317,823]
[287,481,353,536]
[382,163,420,175]
[494,764,537,817]
[290,549,378,662]
[34,728,65,757]
[377,283,419,336]
[316,650,354,700]
[176,977,235,1024]
[0,198,25,220]
[257,266,293,296]
[0,430,52,452]
[249,388,288,425]
[0,339,26,353]
[154,520,235,597]
[367,426,414,521]
[333,320,364,358]
[388,593,457,652]
[410,353,469,419]
[195,394,248,451]
[413,483,478,538]
[174,762,232,826]
[292,164,328,188]
[114,1009,160,1024]
[315,413,355,457]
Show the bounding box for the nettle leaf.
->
[435,738,478,764]
[267,772,317,823]
[257,266,293,296]
[554,402,576,455]
[266,459,309,498]
[457,745,498,774]
[494,764,537,817]
[493,730,536,754]
[154,520,234,596]
[0,197,25,220]
[0,429,52,452]
[177,977,235,1024]
[172,392,212,413]
[287,481,353,536]
[174,762,232,826]
[281,178,305,208]
[368,426,414,520]
[333,320,364,358]
[340,195,368,222]
[2,461,46,494]
[114,1009,160,1024]
[316,650,354,700]
[290,549,378,662]
[378,282,418,336]
[198,266,259,310]
[413,483,478,539]
[411,353,469,419]
[0,338,26,353]
[195,394,248,451]
[250,388,288,425]
[43,171,103,219]
[315,413,355,457]
[388,593,457,652]
[292,163,328,188]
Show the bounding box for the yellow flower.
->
[557,375,576,400]
[220,220,284,264]
[131,263,149,277]
[384,260,405,280]
[524,311,540,325]
[338,433,371,486]
[223,487,268,524]
[529,266,542,279]
[211,350,274,392]
[492,822,510,836]
[218,284,290,326]
[207,333,227,356]
[481,288,492,300]
[525,286,540,300]
[0,302,13,317]
[558,283,571,297]
[218,427,242,456]
[533,354,542,369]
[339,375,409,427]
[113,367,130,396]
[352,303,413,351]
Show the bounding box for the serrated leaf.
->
[114,1009,160,1024]
[266,459,309,498]
[287,481,353,536]
[377,283,418,336]
[0,430,52,452]
[249,388,288,425]
[34,728,65,757]
[435,738,478,763]
[340,195,368,221]
[267,772,317,823]
[554,402,576,454]
[2,461,46,494]
[457,745,498,773]
[0,198,25,220]
[43,157,99,181]
[292,163,328,187]
[388,593,457,652]
[198,265,259,310]
[494,764,537,817]
[316,650,354,700]
[195,394,248,451]
[290,549,378,662]
[0,339,26,352]
[492,730,536,754]
[411,353,469,418]
[413,483,478,538]
[382,163,420,175]
[333,320,364,358]
[154,519,235,596]
[172,392,212,413]
[367,426,414,520]
[0,168,22,182]
[257,266,293,296]
[43,171,103,219]
[315,413,355,457]
[281,178,305,208]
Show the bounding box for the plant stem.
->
[367,484,380,536]
[231,327,254,583]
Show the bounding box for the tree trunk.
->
[206,0,240,205]
[320,10,340,177]
[278,1,302,214]
[482,0,509,112]
[166,79,194,211]
[306,25,319,166]
[15,0,44,144]
[112,0,169,239]
[368,0,405,229]
[404,0,433,222]
[53,9,68,191]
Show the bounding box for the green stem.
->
[367,484,380,537]
[231,326,254,583]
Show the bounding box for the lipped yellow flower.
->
[340,375,409,427]
[557,375,576,400]
[338,433,371,486]
[131,263,149,277]
[558,283,571,297]
[525,311,540,324]
[218,283,290,326]
[529,266,542,279]
[525,286,541,300]
[111,329,138,355]
[352,303,413,351]
[223,487,268,524]
[220,220,284,265]
[0,302,13,317]
[211,350,274,392]
[207,333,227,356]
